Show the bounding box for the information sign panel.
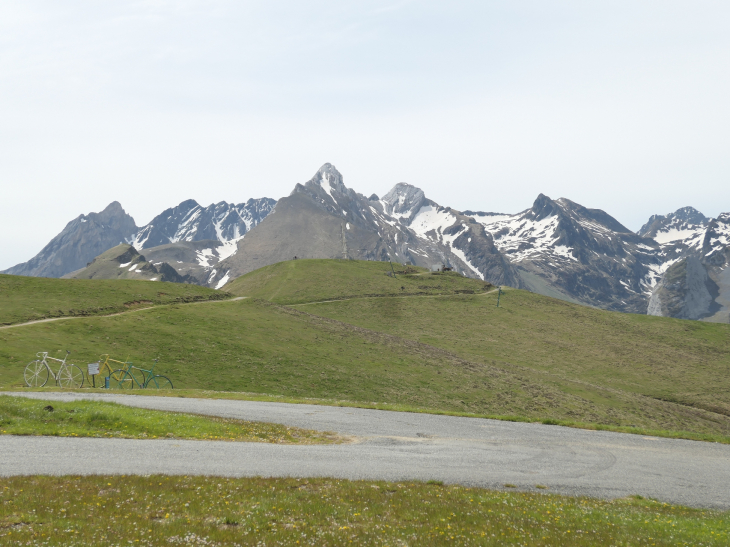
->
[87,362,100,376]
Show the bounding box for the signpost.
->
[87,362,100,388]
[496,286,502,308]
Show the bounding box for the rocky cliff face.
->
[2,202,138,278]
[646,211,730,322]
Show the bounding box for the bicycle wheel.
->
[145,375,173,389]
[112,370,134,389]
[57,364,85,388]
[24,360,49,387]
[105,366,127,384]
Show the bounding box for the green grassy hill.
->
[225,259,493,303]
[0,274,228,326]
[1,260,729,441]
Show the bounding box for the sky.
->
[1,1,729,270]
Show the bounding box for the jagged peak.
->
[664,205,705,218]
[176,198,201,210]
[638,206,708,237]
[100,201,126,214]
[529,193,562,221]
[304,163,347,199]
[381,183,427,218]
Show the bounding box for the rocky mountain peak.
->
[381,183,427,220]
[306,163,347,199]
[673,206,707,224]
[529,193,563,221]
[98,200,125,216]
[638,206,708,238]
[131,197,274,250]
[2,201,138,278]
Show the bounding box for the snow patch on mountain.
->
[320,171,336,201]
[654,226,705,245]
[130,198,274,251]
[214,271,230,290]
[196,248,216,267]
[409,205,457,241]
[478,214,576,263]
[642,258,682,290]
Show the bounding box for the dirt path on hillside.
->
[290,287,503,307]
[0,297,248,331]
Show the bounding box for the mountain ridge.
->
[4,164,728,321]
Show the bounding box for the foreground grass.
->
[0,476,727,546]
[0,396,337,443]
[0,274,229,326]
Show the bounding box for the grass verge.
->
[0,395,339,444]
[13,387,729,445]
[0,476,727,546]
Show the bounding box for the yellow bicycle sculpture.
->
[91,354,132,387]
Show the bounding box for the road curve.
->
[2,392,729,510]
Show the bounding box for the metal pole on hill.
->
[389,260,397,279]
[496,286,502,307]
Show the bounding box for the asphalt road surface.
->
[2,392,729,509]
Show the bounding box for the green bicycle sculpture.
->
[111,358,173,390]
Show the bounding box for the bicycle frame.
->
[24,350,84,388]
[121,360,158,388]
[37,351,68,382]
[98,354,132,377]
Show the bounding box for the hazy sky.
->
[1,1,729,269]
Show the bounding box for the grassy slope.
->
[225,258,493,303]
[2,476,727,546]
[0,274,228,326]
[1,290,728,440]
[301,288,730,421]
[0,395,337,443]
[228,259,730,437]
[1,260,729,441]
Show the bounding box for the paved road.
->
[2,392,729,509]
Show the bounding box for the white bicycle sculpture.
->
[24,351,85,388]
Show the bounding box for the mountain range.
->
[3,163,728,322]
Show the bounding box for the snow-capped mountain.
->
[638,206,708,241]
[459,195,662,313]
[645,210,730,321]
[3,198,276,282]
[131,198,275,251]
[212,163,524,288]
